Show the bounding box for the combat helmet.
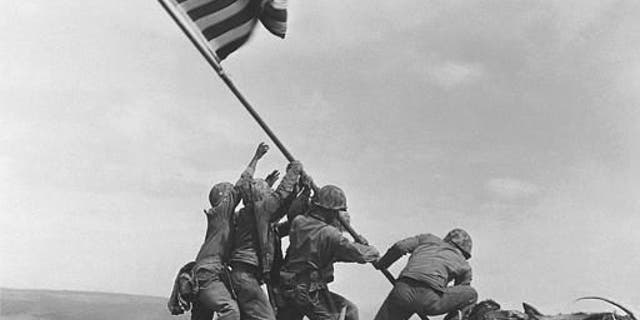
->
[444,228,472,259]
[208,182,235,207]
[313,185,347,211]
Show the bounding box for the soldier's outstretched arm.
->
[236,143,269,193]
[300,171,318,194]
[274,161,303,197]
[333,233,380,264]
[286,185,312,223]
[262,160,303,222]
[375,234,431,269]
[243,142,269,178]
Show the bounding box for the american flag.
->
[171,0,287,60]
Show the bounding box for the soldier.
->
[276,185,380,320]
[230,142,304,320]
[167,182,241,320]
[373,229,478,320]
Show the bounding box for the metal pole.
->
[335,217,430,320]
[158,2,409,303]
[158,0,295,162]
[335,215,397,284]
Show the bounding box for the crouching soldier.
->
[167,182,241,320]
[276,185,380,320]
[373,229,478,320]
[230,142,304,320]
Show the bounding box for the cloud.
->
[424,60,485,89]
[486,177,540,201]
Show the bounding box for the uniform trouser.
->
[230,263,276,320]
[276,287,358,320]
[191,279,240,320]
[373,278,478,320]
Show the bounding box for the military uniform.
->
[373,232,478,320]
[190,183,241,320]
[276,212,380,320]
[230,162,301,320]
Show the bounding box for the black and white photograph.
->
[1,1,639,320]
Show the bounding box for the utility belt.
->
[279,268,330,292]
[179,261,237,304]
[276,268,340,313]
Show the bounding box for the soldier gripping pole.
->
[336,215,397,284]
[159,0,399,287]
[335,218,428,320]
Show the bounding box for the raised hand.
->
[265,170,280,187]
[254,142,269,160]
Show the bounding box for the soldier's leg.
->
[230,266,276,320]
[280,284,350,320]
[191,301,214,320]
[373,282,416,320]
[327,292,358,320]
[275,303,305,320]
[423,285,478,317]
[297,288,336,320]
[196,280,240,320]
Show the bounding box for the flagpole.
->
[158,0,296,162]
[158,0,409,297]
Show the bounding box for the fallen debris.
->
[469,298,635,320]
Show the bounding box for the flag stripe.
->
[210,18,256,48]
[269,0,286,10]
[200,1,259,41]
[193,0,252,32]
[260,2,286,38]
[185,0,238,21]
[179,0,223,12]
[209,19,256,59]
[262,3,286,20]
[215,33,252,60]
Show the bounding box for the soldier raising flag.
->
[159,2,479,320]
[230,143,303,320]
[276,185,380,320]
[373,229,478,320]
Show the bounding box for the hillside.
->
[0,288,188,320]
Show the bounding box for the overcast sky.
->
[2,0,640,318]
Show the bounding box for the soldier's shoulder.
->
[291,214,309,225]
[319,224,343,240]
[421,233,440,240]
[414,233,442,244]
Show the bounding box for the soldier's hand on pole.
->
[287,160,304,175]
[255,142,269,159]
[357,234,369,246]
[300,171,314,189]
[301,171,320,193]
